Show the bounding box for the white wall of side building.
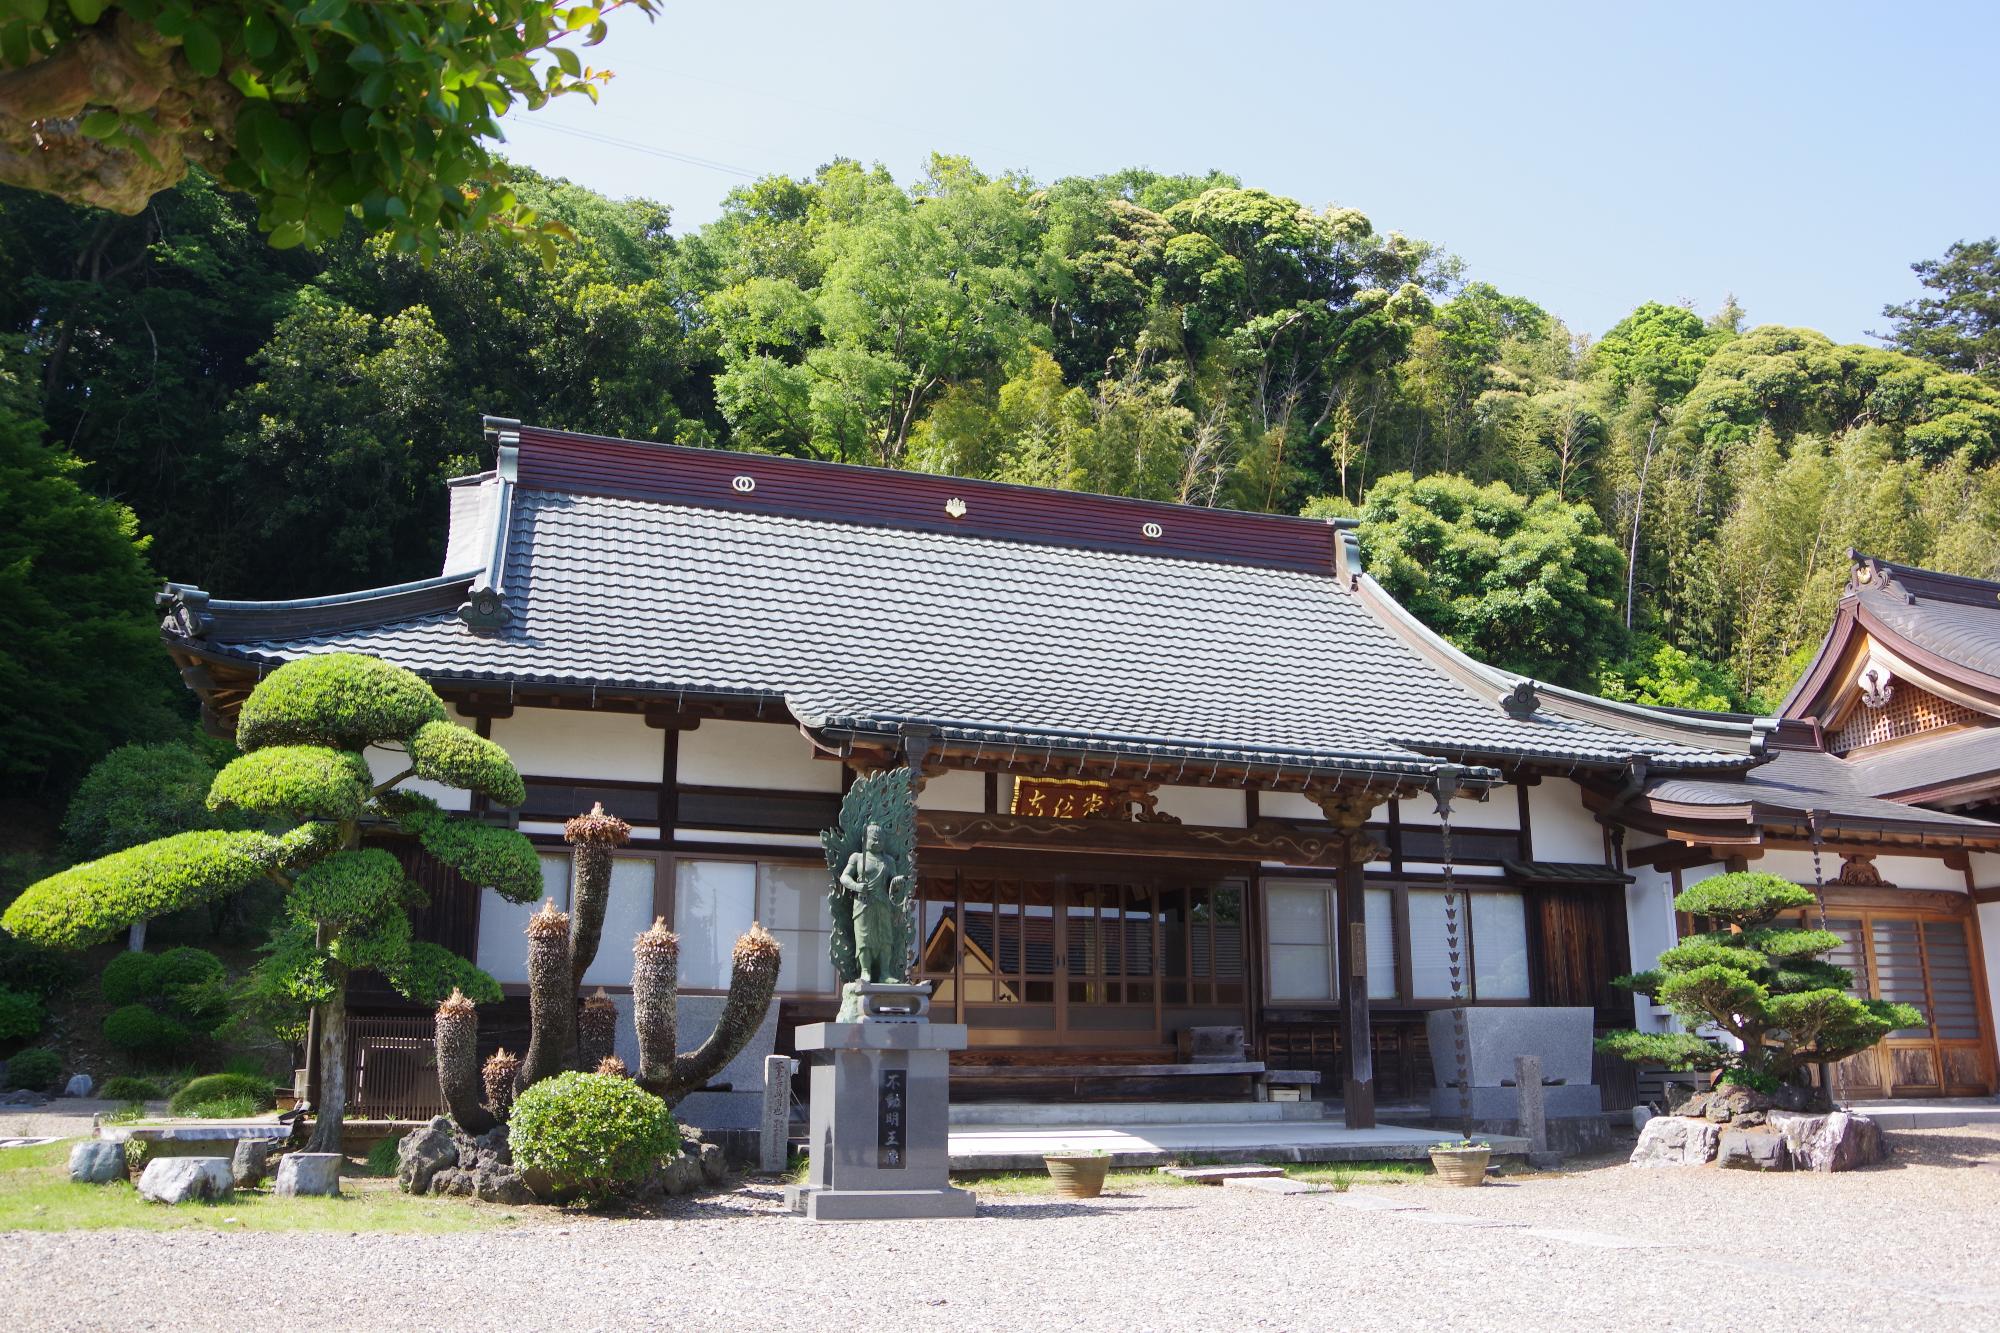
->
[1524,778,1606,863]
[1393,783,1520,830]
[362,702,480,810]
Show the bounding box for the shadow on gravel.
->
[977,1199,1190,1221]
[1874,1132,2000,1171]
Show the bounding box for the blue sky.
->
[497,1,1998,343]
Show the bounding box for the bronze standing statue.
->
[822,769,918,1021]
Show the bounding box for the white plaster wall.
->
[1752,848,1969,894]
[1259,792,1324,821]
[489,707,663,782]
[916,768,986,812]
[357,704,477,809]
[1970,852,2000,888]
[678,719,839,791]
[1979,902,2000,1076]
[1394,784,1519,830]
[1525,778,1606,863]
[1153,785,1247,828]
[1624,861,1692,1034]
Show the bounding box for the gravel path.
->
[5,1127,1999,1331]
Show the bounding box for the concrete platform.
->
[949,1099,1324,1126]
[948,1120,1528,1171]
[1842,1097,2000,1129]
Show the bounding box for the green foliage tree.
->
[1588,301,1730,404]
[0,352,178,798]
[1342,471,1627,687]
[1597,639,1748,713]
[1598,872,1921,1095]
[0,1,660,255]
[1881,238,2000,382]
[1,651,538,1151]
[63,738,238,866]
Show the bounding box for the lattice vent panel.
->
[1830,682,1981,753]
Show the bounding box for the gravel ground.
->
[5,1126,1999,1331]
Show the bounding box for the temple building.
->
[155,420,2000,1127]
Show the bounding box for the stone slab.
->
[1326,1192,1427,1212]
[1402,1210,1519,1229]
[1221,1176,1330,1195]
[1426,1006,1596,1088]
[1522,1227,1664,1250]
[949,1121,1529,1172]
[1160,1165,1285,1184]
[785,1185,978,1221]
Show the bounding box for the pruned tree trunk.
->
[482,1048,520,1124]
[519,900,574,1088]
[305,968,347,1155]
[633,917,680,1092]
[434,989,494,1136]
[577,988,619,1072]
[661,924,782,1105]
[564,803,630,988]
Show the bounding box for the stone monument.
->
[785,770,975,1221]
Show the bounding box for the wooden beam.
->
[916,812,1352,867]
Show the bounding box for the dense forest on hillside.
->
[4,155,1999,803]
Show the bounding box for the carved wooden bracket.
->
[1834,853,1897,888]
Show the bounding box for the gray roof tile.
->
[171,477,1760,778]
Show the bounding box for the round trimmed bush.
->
[4,1047,61,1091]
[99,950,159,1006]
[0,986,43,1042]
[100,1075,164,1102]
[103,1004,194,1060]
[206,745,372,821]
[168,1072,274,1115]
[235,653,447,752]
[509,1071,678,1201]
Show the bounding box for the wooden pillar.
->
[1310,787,1388,1131]
[1337,833,1375,1129]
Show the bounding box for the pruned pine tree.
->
[0,652,539,1152]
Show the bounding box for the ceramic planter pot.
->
[1043,1153,1112,1199]
[1429,1146,1491,1186]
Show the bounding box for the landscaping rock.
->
[473,1169,534,1205]
[1769,1110,1888,1173]
[0,1089,48,1107]
[1628,1115,1721,1168]
[273,1152,342,1198]
[1717,1128,1792,1171]
[137,1156,234,1204]
[68,1140,126,1184]
[231,1139,269,1189]
[63,1074,94,1098]
[396,1117,459,1195]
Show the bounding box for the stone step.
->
[1159,1164,1286,1184]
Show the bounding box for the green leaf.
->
[181,21,223,78]
[66,0,107,22]
[553,45,581,78]
[77,108,120,139]
[243,11,278,59]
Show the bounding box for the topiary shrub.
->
[100,950,159,1006]
[100,1075,165,1102]
[168,1072,275,1116]
[0,986,43,1042]
[103,1004,194,1060]
[508,1071,678,1202]
[4,652,534,1156]
[1599,871,1922,1099]
[4,1047,62,1091]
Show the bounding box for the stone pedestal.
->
[783,999,975,1221]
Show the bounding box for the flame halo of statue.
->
[822,769,919,1022]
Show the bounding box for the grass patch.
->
[179,1094,266,1120]
[1283,1161,1430,1190]
[0,1140,517,1233]
[362,1136,401,1178]
[99,1102,149,1126]
[949,1168,1190,1197]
